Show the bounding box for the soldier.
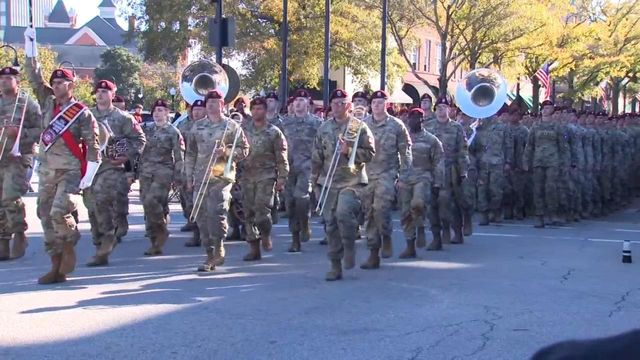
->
[281,89,321,251]
[565,109,585,221]
[470,107,514,226]
[577,112,594,218]
[311,89,375,281]
[112,95,126,111]
[0,66,41,260]
[504,108,529,220]
[595,112,612,214]
[459,111,477,234]
[352,91,370,113]
[420,94,435,124]
[265,92,284,130]
[586,112,603,216]
[138,99,184,256]
[424,97,469,244]
[177,99,206,246]
[522,101,569,227]
[185,90,249,272]
[399,108,444,255]
[241,97,289,260]
[24,27,100,284]
[361,90,411,262]
[84,80,146,266]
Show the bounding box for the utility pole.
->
[323,0,331,107]
[280,0,289,104]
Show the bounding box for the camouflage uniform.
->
[597,126,613,212]
[578,124,594,217]
[266,112,284,223]
[468,117,514,223]
[504,122,529,219]
[0,91,41,258]
[84,106,145,264]
[240,120,288,249]
[423,119,469,241]
[138,122,184,253]
[567,122,584,220]
[26,60,100,271]
[362,114,411,257]
[589,124,603,216]
[399,129,444,249]
[185,117,248,270]
[461,121,478,212]
[522,121,569,225]
[176,116,199,227]
[311,116,375,278]
[281,113,321,243]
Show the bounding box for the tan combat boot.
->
[0,239,10,261]
[86,249,109,267]
[381,235,393,258]
[451,226,464,244]
[478,212,489,226]
[427,230,443,251]
[300,224,311,243]
[416,227,426,248]
[10,232,28,259]
[197,249,216,272]
[360,248,380,270]
[38,255,66,284]
[212,246,225,266]
[441,222,451,244]
[184,226,201,247]
[288,232,301,253]
[325,259,343,281]
[463,210,473,235]
[243,241,261,261]
[399,240,417,259]
[343,242,355,269]
[154,230,169,255]
[59,242,76,274]
[261,235,273,252]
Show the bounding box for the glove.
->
[24,27,37,58]
[79,161,101,190]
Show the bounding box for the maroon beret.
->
[540,100,554,108]
[370,90,389,101]
[192,99,205,108]
[265,92,279,100]
[205,89,224,103]
[49,68,75,83]
[294,89,311,98]
[152,99,169,112]
[352,91,368,101]
[112,95,125,103]
[330,89,349,102]
[96,80,116,92]
[250,96,267,108]
[0,67,19,76]
[434,96,450,107]
[420,93,433,102]
[234,97,248,107]
[409,108,425,116]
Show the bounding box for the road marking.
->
[614,229,640,233]
[473,233,521,238]
[587,238,640,244]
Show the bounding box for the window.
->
[424,40,431,72]
[435,43,442,73]
[411,47,418,70]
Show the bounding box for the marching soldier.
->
[399,108,444,255]
[241,97,289,260]
[84,80,146,266]
[112,95,126,111]
[362,90,411,263]
[522,101,569,227]
[311,89,375,281]
[505,108,529,220]
[459,111,477,234]
[265,92,284,130]
[281,89,321,251]
[185,90,249,272]
[469,107,514,226]
[424,97,469,244]
[420,94,436,124]
[352,91,370,113]
[177,99,206,246]
[0,66,41,260]
[25,27,101,284]
[595,112,612,214]
[138,99,184,256]
[577,112,595,218]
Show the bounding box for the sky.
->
[63,0,129,28]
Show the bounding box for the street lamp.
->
[0,45,20,69]
[169,87,177,111]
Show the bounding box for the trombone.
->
[315,118,363,216]
[0,89,29,160]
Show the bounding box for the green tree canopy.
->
[94,47,143,105]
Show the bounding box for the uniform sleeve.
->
[24,58,54,107]
[185,127,198,184]
[82,111,100,162]
[122,112,146,160]
[397,122,413,182]
[523,127,535,170]
[274,128,290,183]
[310,130,324,186]
[456,126,469,176]
[432,137,445,188]
[172,129,185,179]
[353,122,375,165]
[504,124,515,165]
[228,124,249,162]
[21,97,42,147]
[557,125,570,167]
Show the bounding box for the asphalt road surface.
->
[1,185,639,360]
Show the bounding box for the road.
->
[0,185,639,360]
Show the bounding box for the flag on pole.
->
[535,62,551,100]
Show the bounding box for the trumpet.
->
[189,122,230,222]
[315,117,363,216]
[0,89,29,160]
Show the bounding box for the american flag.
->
[535,62,551,100]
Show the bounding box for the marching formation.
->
[2,30,640,285]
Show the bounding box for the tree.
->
[0,45,58,98]
[126,0,404,92]
[138,62,183,111]
[94,47,143,105]
[73,77,96,106]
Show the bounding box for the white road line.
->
[587,238,640,244]
[614,229,640,233]
[473,233,522,238]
